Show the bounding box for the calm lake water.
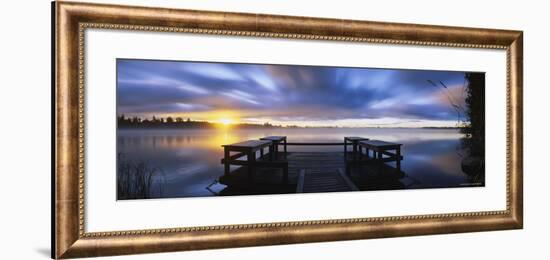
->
[117,128,477,199]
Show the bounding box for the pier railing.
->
[284,142,345,146]
[221,137,404,184]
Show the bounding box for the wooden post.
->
[352,141,357,161]
[248,151,255,182]
[260,147,264,158]
[396,146,401,171]
[282,165,288,184]
[344,138,348,159]
[274,141,278,160]
[283,138,287,157]
[224,147,230,175]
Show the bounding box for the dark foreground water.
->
[117,128,479,199]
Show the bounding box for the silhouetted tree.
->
[461,73,485,157]
[117,114,127,125]
[460,72,485,183]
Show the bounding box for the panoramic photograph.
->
[116,59,485,200]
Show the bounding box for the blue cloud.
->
[117,59,479,123]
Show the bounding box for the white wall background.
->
[0,0,548,259]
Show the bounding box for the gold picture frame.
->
[53,1,523,258]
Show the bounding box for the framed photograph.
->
[53,1,523,258]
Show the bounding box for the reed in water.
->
[117,153,162,200]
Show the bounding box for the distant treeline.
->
[422,126,463,129]
[117,115,465,129]
[117,115,287,129]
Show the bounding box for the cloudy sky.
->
[117,59,478,127]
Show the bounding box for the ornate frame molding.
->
[54,1,523,258]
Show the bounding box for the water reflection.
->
[117,128,479,199]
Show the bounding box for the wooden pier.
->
[222,140,288,184]
[260,136,287,160]
[358,140,402,171]
[297,168,358,193]
[344,136,369,160]
[219,136,406,195]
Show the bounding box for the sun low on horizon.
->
[210,111,240,127]
[218,117,235,126]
